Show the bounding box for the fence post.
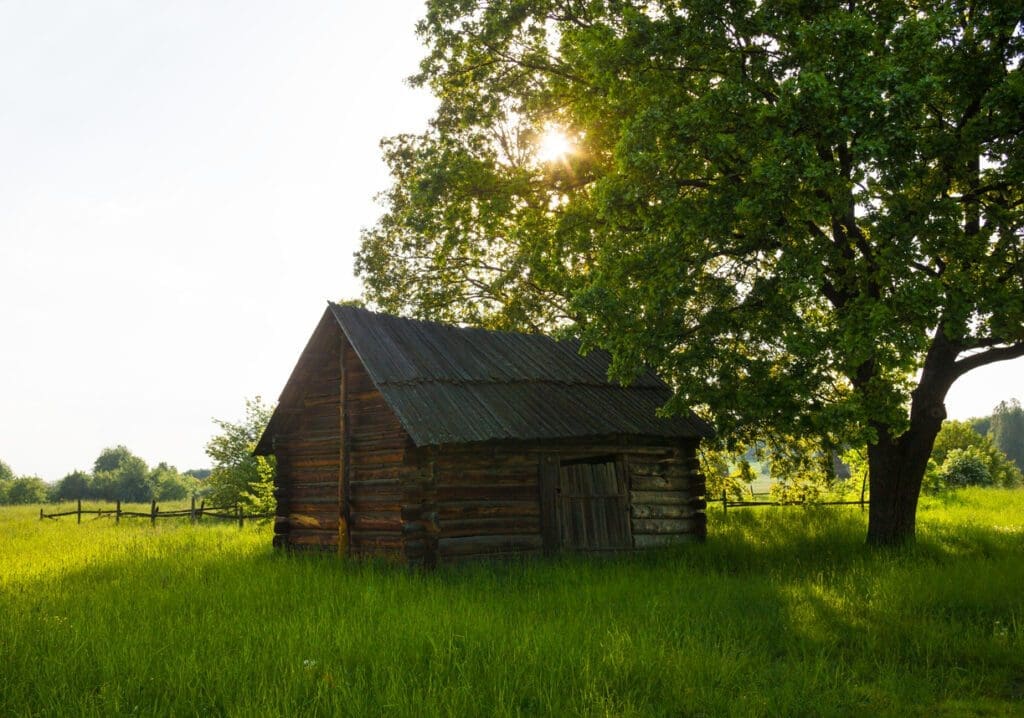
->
[116,500,121,525]
[199,500,205,521]
[77,498,82,524]
[190,496,196,524]
[722,491,727,516]
[237,504,244,529]
[39,507,43,521]
[151,500,157,526]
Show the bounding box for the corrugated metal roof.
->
[329,304,713,446]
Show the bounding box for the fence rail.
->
[39,498,274,526]
[718,492,869,514]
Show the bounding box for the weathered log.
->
[288,477,338,489]
[286,496,338,506]
[436,485,538,502]
[437,499,540,520]
[287,513,334,530]
[632,533,700,548]
[350,533,404,551]
[630,474,693,492]
[288,433,342,449]
[350,484,404,499]
[630,504,696,520]
[629,490,690,505]
[289,454,341,469]
[350,445,405,460]
[350,512,403,532]
[288,529,338,546]
[631,517,697,534]
[440,517,541,538]
[438,534,543,558]
[436,470,540,486]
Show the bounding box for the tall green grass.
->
[2,490,1022,716]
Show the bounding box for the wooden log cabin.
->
[254,304,714,566]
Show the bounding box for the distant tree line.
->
[0,396,276,510]
[0,448,209,506]
[969,399,1024,475]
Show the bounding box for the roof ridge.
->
[375,376,668,390]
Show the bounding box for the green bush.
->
[939,448,993,489]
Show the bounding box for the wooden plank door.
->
[556,458,631,551]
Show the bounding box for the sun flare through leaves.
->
[535,125,573,164]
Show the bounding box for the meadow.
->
[2,490,1022,717]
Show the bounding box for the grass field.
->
[2,490,1022,717]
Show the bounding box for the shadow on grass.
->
[4,502,1023,716]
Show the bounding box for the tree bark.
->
[866,428,933,546]
[865,334,958,546]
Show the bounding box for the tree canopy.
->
[359,0,1024,545]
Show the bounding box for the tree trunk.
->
[862,330,961,546]
[865,394,952,546]
[866,433,929,546]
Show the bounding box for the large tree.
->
[358,0,1024,545]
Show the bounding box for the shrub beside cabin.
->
[255,304,714,566]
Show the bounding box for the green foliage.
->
[971,415,993,438]
[5,476,51,504]
[149,462,196,501]
[0,460,13,504]
[90,446,152,502]
[92,445,137,474]
[989,399,1024,472]
[2,490,1023,714]
[931,420,1023,489]
[938,448,992,488]
[53,471,91,501]
[205,397,276,512]
[698,443,748,500]
[359,0,1024,542]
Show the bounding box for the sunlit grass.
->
[2,491,1022,716]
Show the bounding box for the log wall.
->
[272,329,342,551]
[418,439,706,563]
[625,443,707,547]
[429,448,544,563]
[344,341,416,559]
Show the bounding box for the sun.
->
[535,125,573,163]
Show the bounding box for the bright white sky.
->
[1,2,1021,481]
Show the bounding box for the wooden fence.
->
[718,492,868,514]
[39,497,274,526]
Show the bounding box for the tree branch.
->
[953,343,1024,378]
